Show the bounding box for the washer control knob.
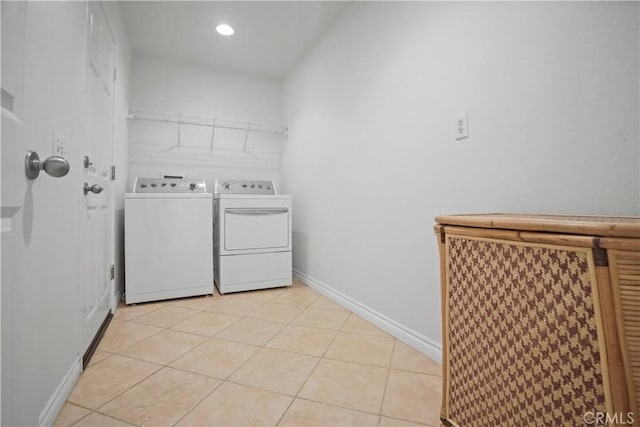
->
[170,183,177,187]
[223,182,231,189]
[189,182,197,191]
[151,183,157,187]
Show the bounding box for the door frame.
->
[109,36,119,314]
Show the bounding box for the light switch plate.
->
[52,133,65,156]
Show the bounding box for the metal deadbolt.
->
[83,156,93,168]
[25,150,70,180]
[83,183,103,195]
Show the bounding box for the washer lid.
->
[125,192,212,199]
[133,177,207,193]
[214,179,276,195]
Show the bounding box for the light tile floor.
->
[55,281,442,426]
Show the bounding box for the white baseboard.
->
[110,279,123,313]
[293,269,442,363]
[111,289,122,313]
[39,356,81,426]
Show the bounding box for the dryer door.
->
[225,207,289,250]
[218,197,292,255]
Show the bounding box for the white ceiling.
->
[120,1,349,79]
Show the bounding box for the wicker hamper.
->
[434,214,640,427]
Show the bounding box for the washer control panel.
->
[214,179,276,195]
[133,178,207,193]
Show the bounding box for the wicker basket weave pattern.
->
[446,236,606,426]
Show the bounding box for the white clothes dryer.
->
[213,179,292,294]
[125,177,213,304]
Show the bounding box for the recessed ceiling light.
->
[216,24,234,36]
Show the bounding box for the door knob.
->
[25,150,70,180]
[83,183,103,195]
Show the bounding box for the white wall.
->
[281,2,640,358]
[128,55,284,190]
[102,1,132,308]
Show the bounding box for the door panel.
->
[79,1,114,355]
[1,1,26,207]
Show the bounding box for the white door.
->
[1,3,28,423]
[2,2,100,424]
[79,1,115,356]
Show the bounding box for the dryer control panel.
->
[214,179,276,195]
[133,178,207,193]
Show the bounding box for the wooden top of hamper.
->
[435,213,640,238]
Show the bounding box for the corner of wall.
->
[293,270,443,362]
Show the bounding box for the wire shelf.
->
[127,108,287,166]
[127,109,287,136]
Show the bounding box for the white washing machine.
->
[213,179,292,294]
[125,177,213,304]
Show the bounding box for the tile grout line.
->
[97,322,165,354]
[170,378,225,427]
[114,292,256,427]
[65,406,94,427]
[113,301,168,322]
[84,351,114,369]
[378,338,397,422]
[137,291,262,427]
[294,395,387,419]
[92,409,142,426]
[256,352,394,419]
[214,378,401,426]
[71,355,164,416]
[170,289,266,334]
[272,288,335,426]
[210,289,324,348]
[294,395,388,419]
[173,286,317,427]
[273,354,323,426]
[128,305,202,328]
[117,290,279,368]
[288,304,351,331]
[69,410,140,427]
[71,285,427,426]
[75,298,210,424]
[321,355,393,370]
[113,327,209,362]
[62,292,248,425]
[221,369,422,424]
[273,308,349,425]
[111,301,211,364]
[171,314,244,339]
